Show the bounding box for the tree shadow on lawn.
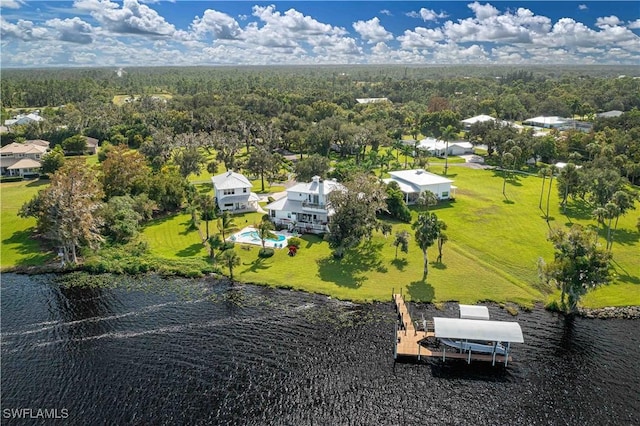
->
[406,279,435,302]
[316,241,384,288]
[176,243,206,257]
[609,228,640,246]
[301,234,324,249]
[25,179,50,188]
[491,170,523,186]
[562,199,595,221]
[2,229,54,266]
[242,257,272,274]
[430,261,447,270]
[391,257,408,271]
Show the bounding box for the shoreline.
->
[3,265,639,319]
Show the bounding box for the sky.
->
[0,1,639,68]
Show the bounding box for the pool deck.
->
[229,226,293,249]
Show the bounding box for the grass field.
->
[2,165,638,308]
[1,180,54,267]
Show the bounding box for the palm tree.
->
[440,125,457,175]
[412,212,446,279]
[217,211,239,242]
[546,165,557,222]
[416,190,438,212]
[199,195,217,240]
[399,143,413,169]
[501,152,515,199]
[256,219,276,249]
[220,249,241,280]
[436,230,448,263]
[538,166,549,211]
[393,230,410,259]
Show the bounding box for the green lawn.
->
[2,165,638,308]
[1,180,54,267]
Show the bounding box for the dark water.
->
[1,273,639,425]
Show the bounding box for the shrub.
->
[221,241,235,251]
[287,237,302,248]
[258,248,274,258]
[0,176,24,183]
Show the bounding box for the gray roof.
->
[433,317,524,343]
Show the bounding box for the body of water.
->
[1,273,638,425]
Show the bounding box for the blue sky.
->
[1,1,638,67]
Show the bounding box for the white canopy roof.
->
[459,304,490,320]
[433,317,524,343]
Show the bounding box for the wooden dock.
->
[393,293,512,364]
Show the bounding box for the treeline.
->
[2,65,639,114]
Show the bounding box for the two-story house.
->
[265,176,343,234]
[211,170,260,212]
[0,141,50,177]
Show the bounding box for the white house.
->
[4,112,44,128]
[265,176,342,234]
[211,170,260,212]
[461,114,496,130]
[384,169,455,204]
[522,116,570,129]
[0,141,49,177]
[415,137,474,156]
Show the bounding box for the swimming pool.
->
[240,231,287,243]
[230,227,291,248]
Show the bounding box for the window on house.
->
[243,188,247,193]
[441,192,449,198]
[270,210,275,218]
[223,189,235,195]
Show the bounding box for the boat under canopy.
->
[433,317,524,365]
[433,317,524,343]
[458,304,490,320]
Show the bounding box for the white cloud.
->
[398,27,444,49]
[467,1,500,20]
[628,19,640,29]
[578,5,588,11]
[596,16,623,28]
[352,17,393,44]
[0,0,24,9]
[442,7,551,44]
[46,17,94,44]
[74,0,179,37]
[191,9,241,40]
[406,8,448,22]
[252,5,344,37]
[380,10,392,17]
[1,18,48,41]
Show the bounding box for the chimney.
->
[318,177,324,204]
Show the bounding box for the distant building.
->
[596,110,624,119]
[383,169,455,204]
[402,138,473,156]
[85,136,99,155]
[461,114,496,130]
[4,111,44,128]
[355,98,390,104]
[522,116,569,129]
